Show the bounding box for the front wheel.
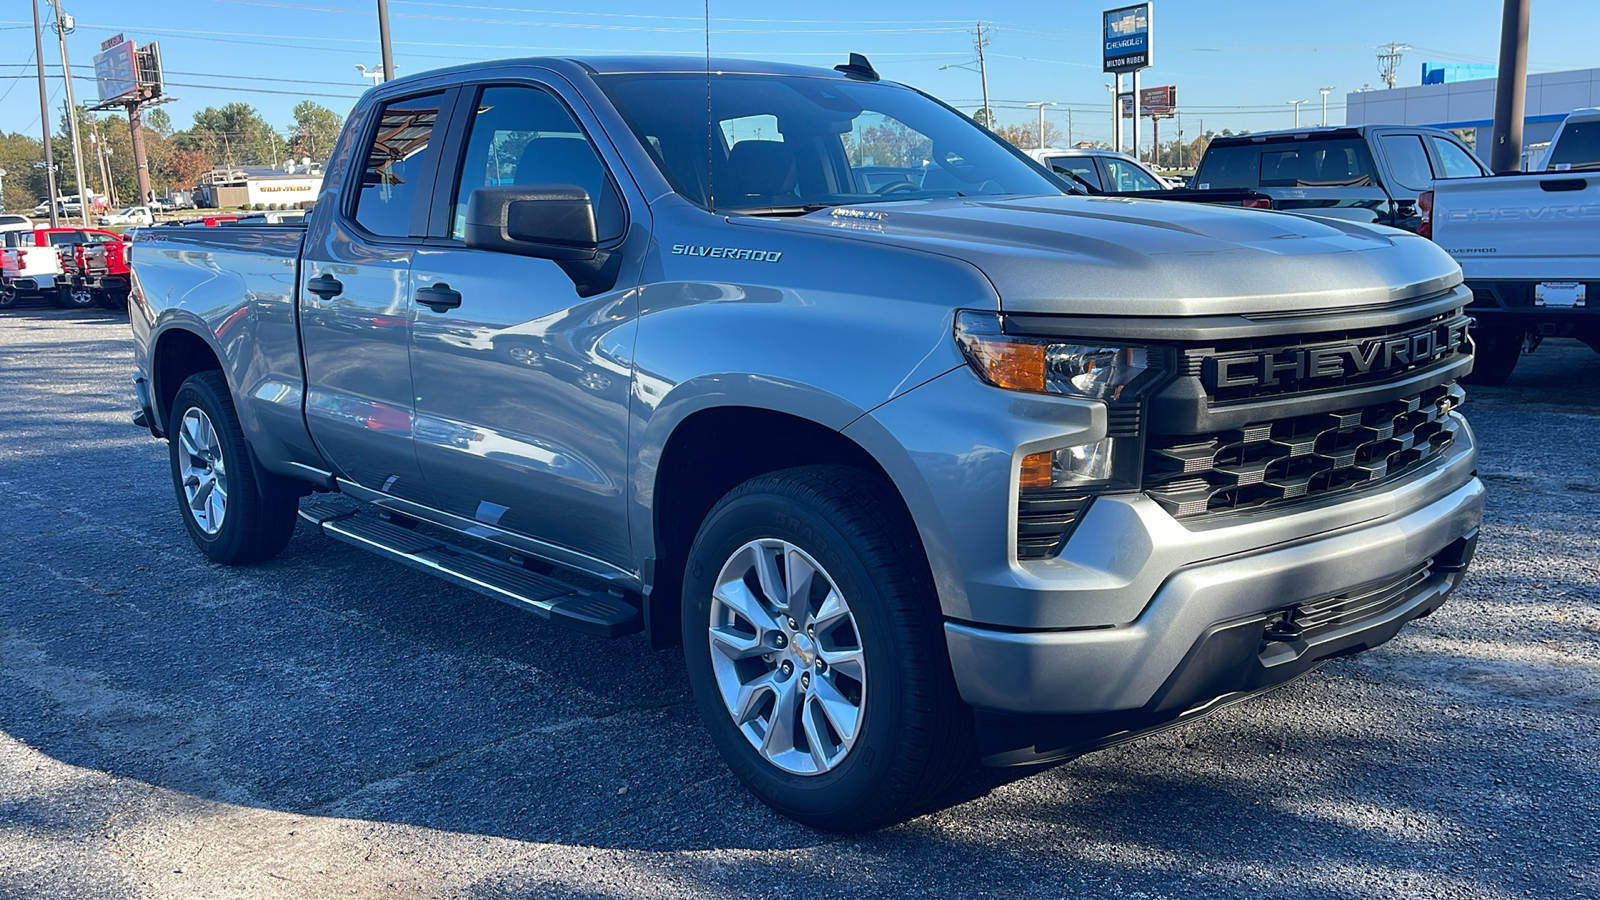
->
[681,466,973,831]
[167,371,299,564]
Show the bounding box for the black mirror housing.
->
[464,185,598,261]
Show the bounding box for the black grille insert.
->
[1145,382,1464,519]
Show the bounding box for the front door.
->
[408,82,641,568]
[301,89,454,503]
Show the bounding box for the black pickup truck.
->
[1184,125,1490,231]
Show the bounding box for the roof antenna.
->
[705,0,715,213]
[834,53,880,82]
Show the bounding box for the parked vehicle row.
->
[1,223,131,311]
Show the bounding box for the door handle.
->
[306,273,343,299]
[416,282,463,313]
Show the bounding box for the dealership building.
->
[1344,66,1600,162]
[195,165,324,208]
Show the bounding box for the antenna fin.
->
[834,53,879,82]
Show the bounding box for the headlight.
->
[953,310,1160,400]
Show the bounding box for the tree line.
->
[0,100,345,212]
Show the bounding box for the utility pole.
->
[33,0,59,226]
[1026,101,1055,149]
[376,0,395,82]
[1490,0,1530,173]
[50,0,90,224]
[1319,87,1335,127]
[975,22,991,129]
[1289,99,1308,128]
[1377,43,1410,90]
[1067,108,1073,145]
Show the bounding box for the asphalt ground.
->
[1,305,1597,900]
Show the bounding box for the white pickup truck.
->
[1426,111,1600,383]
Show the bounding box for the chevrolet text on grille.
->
[1204,319,1471,390]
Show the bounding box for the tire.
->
[63,286,98,309]
[1463,327,1521,386]
[680,465,973,831]
[0,283,16,309]
[93,291,129,313]
[167,371,299,565]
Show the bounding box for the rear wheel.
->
[51,285,95,309]
[1464,327,1521,385]
[93,290,129,312]
[167,371,299,564]
[681,465,973,831]
[0,283,16,309]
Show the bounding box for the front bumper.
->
[850,365,1483,763]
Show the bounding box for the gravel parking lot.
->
[1,306,1596,899]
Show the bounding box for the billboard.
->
[1120,87,1176,118]
[94,40,138,103]
[1103,4,1152,73]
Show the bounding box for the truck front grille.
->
[1144,382,1464,519]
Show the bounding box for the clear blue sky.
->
[1,0,1593,146]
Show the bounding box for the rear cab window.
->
[352,92,449,237]
[1197,137,1376,189]
[1546,120,1600,170]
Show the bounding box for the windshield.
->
[596,73,1063,212]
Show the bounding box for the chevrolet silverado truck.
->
[128,55,1484,830]
[1191,125,1489,230]
[1423,110,1600,383]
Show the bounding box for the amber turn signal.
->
[1019,450,1055,489]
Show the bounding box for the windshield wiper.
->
[727,203,835,217]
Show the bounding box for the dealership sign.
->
[1103,4,1152,73]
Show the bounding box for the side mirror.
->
[464,185,598,261]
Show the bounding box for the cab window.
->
[352,92,448,237]
[449,85,624,242]
[1430,137,1488,178]
[1104,157,1161,192]
[1043,156,1102,191]
[1380,134,1434,191]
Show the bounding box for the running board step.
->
[298,499,641,638]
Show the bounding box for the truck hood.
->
[735,195,1461,317]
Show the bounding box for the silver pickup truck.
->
[128,55,1484,830]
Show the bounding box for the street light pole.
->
[1288,99,1308,128]
[1319,87,1335,127]
[32,0,59,227]
[376,0,395,82]
[1106,81,1119,152]
[1026,101,1056,149]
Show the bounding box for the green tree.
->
[0,132,50,214]
[177,103,281,167]
[286,101,344,162]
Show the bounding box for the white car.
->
[98,206,154,227]
[1025,147,1170,193]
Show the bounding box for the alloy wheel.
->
[708,539,868,775]
[176,408,228,535]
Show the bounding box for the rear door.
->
[406,78,644,568]
[300,88,457,503]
